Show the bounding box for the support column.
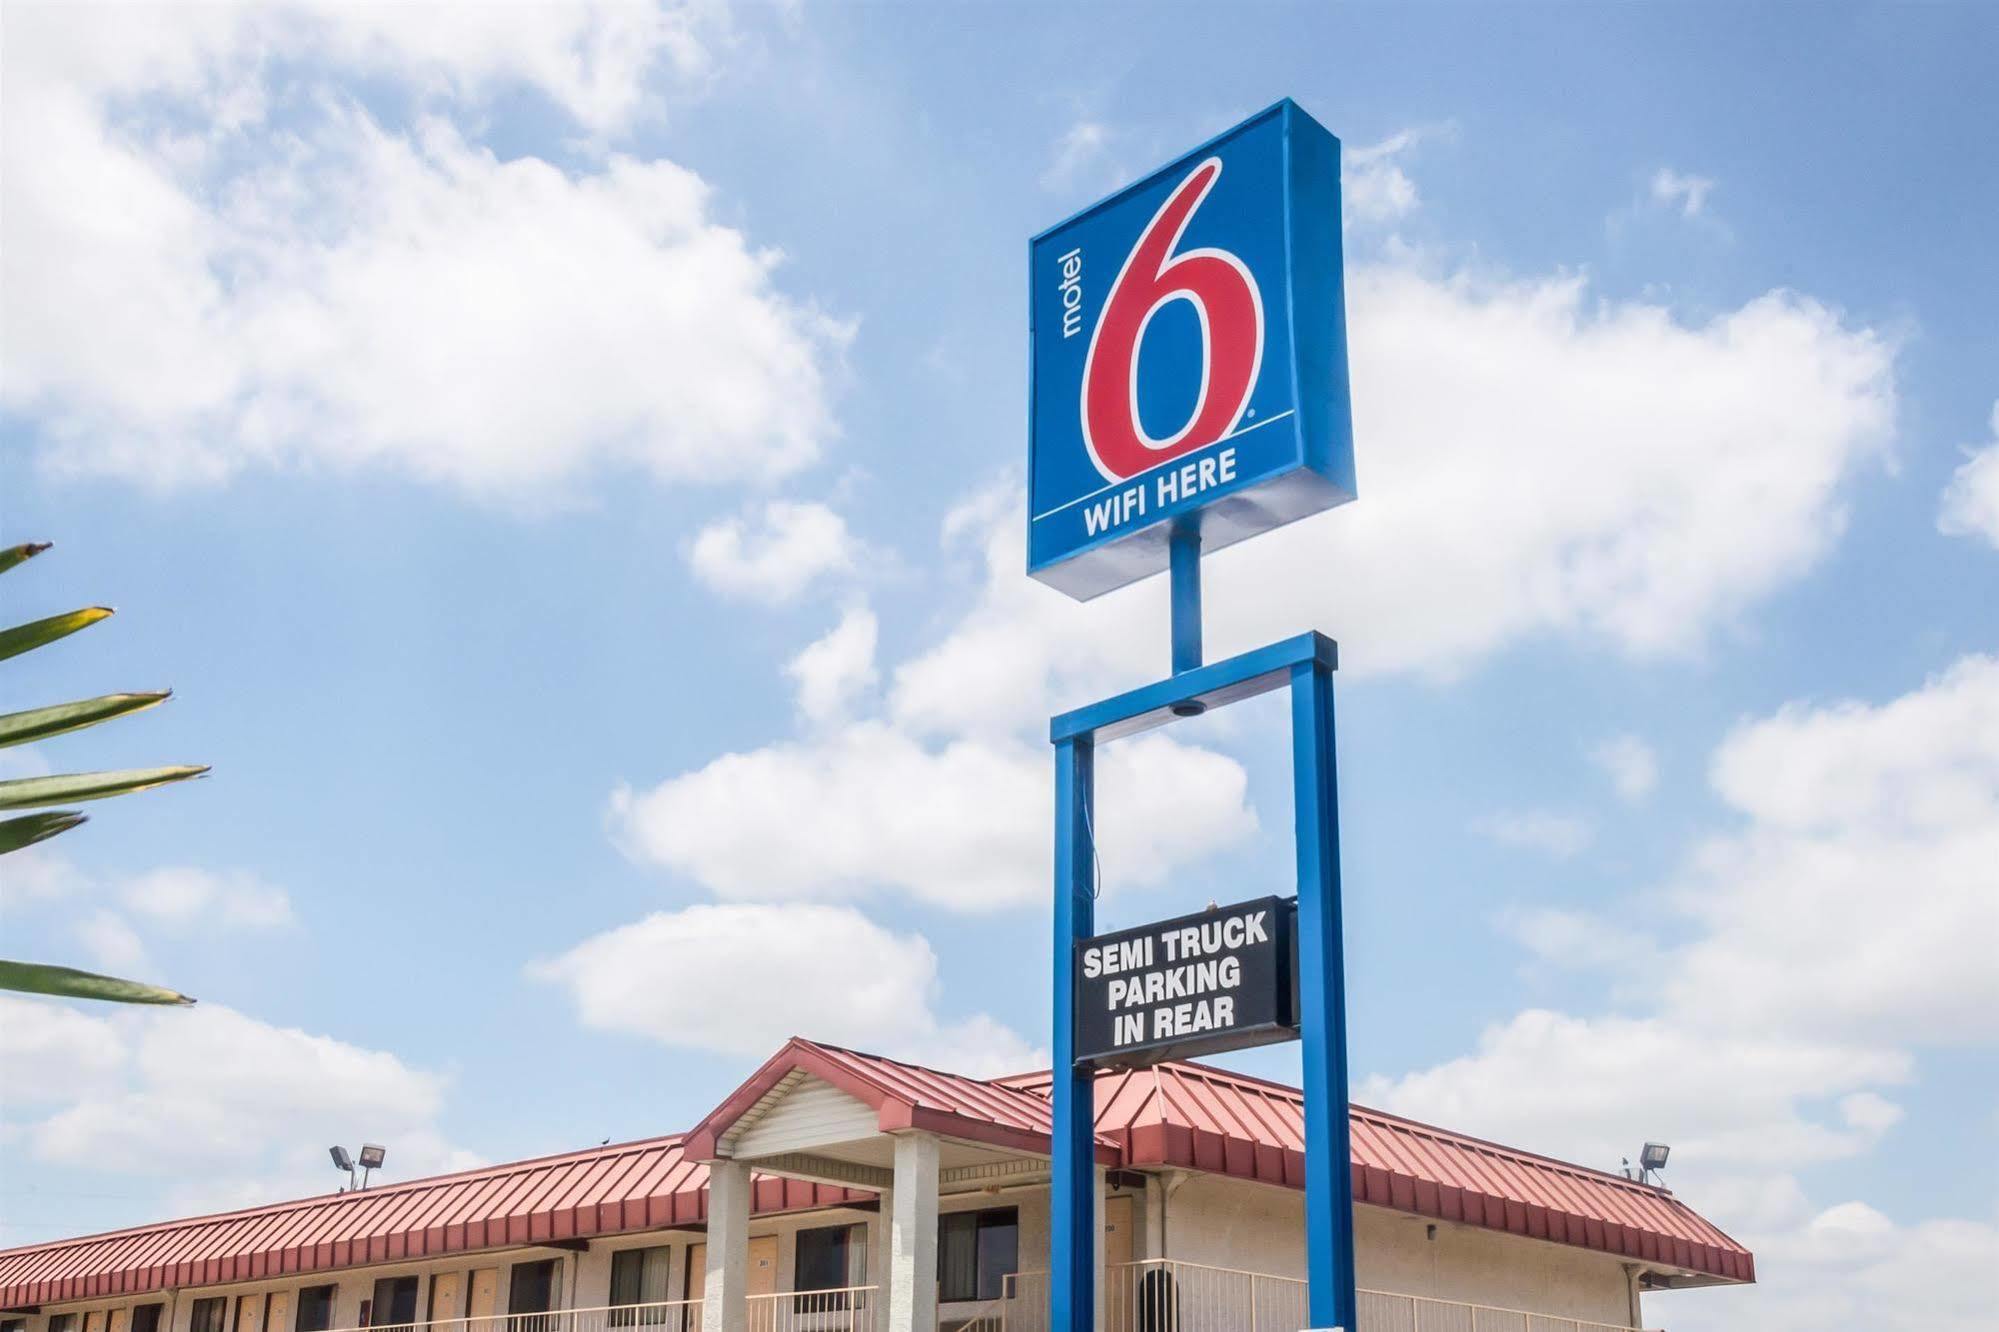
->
[1293,659,1358,1331]
[873,1183,895,1332]
[888,1132,939,1332]
[701,1159,750,1332]
[1094,1166,1108,1322]
[1051,735,1097,1332]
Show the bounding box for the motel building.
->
[0,1038,1752,1332]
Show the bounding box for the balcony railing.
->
[323,1302,704,1332]
[952,1262,1661,1332]
[745,1286,875,1332]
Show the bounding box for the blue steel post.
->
[1292,658,1357,1330]
[1168,524,1202,676]
[1051,735,1097,1332]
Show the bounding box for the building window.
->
[2,1319,26,1332]
[937,1207,1019,1303]
[369,1278,419,1332]
[507,1260,560,1332]
[609,1246,673,1325]
[190,1301,228,1332]
[47,1318,78,1332]
[295,1288,337,1332]
[132,1307,164,1332]
[792,1225,865,1314]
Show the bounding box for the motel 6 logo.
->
[1080,158,1265,485]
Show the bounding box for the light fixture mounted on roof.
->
[1636,1142,1670,1186]
[328,1142,388,1191]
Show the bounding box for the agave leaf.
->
[0,765,209,810]
[0,607,113,663]
[0,542,52,577]
[0,809,87,855]
[0,692,171,750]
[0,959,193,1005]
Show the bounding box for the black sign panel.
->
[1075,895,1298,1068]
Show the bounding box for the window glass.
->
[608,1247,671,1325]
[793,1227,850,1294]
[507,1259,559,1332]
[3,1318,27,1332]
[47,1317,78,1332]
[189,1300,228,1332]
[937,1208,1019,1303]
[132,1307,165,1332]
[296,1287,338,1332]
[370,1278,418,1331]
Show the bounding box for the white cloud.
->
[74,909,150,974]
[1938,400,1999,547]
[1469,810,1593,858]
[787,605,879,723]
[3,2,846,499]
[886,266,1895,744]
[688,501,861,603]
[121,866,295,929]
[530,902,1041,1076]
[1041,120,1117,194]
[0,996,477,1228]
[1343,129,1437,224]
[1370,656,1999,1331]
[1590,733,1659,802]
[611,726,1253,911]
[1650,167,1717,218]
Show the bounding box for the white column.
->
[1094,1166,1108,1328]
[702,1159,751,1332]
[888,1132,940,1332]
[873,1184,895,1332]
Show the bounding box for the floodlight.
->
[1639,1142,1670,1172]
[358,1143,388,1170]
[329,1145,355,1172]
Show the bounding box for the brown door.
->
[685,1245,705,1304]
[746,1236,779,1298]
[429,1273,463,1327]
[467,1268,500,1332]
[235,1296,264,1332]
[1104,1195,1135,1268]
[109,1311,130,1332]
[84,1314,105,1332]
[266,1292,293,1332]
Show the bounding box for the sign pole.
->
[1168,524,1202,676]
[1293,657,1358,1331]
[1051,734,1097,1332]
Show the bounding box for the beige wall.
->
[20,1173,1650,1332]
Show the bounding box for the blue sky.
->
[3,4,1996,1329]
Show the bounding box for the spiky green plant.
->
[2,540,206,1005]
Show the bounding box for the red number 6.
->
[1081,158,1264,483]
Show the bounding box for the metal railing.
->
[1357,1289,1659,1332]
[953,1263,1658,1332]
[744,1286,875,1332]
[321,1303,705,1332]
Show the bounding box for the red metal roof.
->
[0,1136,866,1310]
[0,1039,1751,1309]
[1003,1060,1753,1284]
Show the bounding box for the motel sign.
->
[1040,100,1361,1332]
[1028,99,1356,600]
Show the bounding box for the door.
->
[1104,1195,1135,1268]
[266,1292,293,1332]
[684,1239,777,1301]
[235,1296,264,1332]
[109,1312,130,1332]
[746,1237,778,1298]
[468,1268,500,1332]
[684,1245,704,1305]
[429,1273,464,1328]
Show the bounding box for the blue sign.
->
[1028,99,1355,600]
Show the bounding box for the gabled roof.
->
[0,1038,1753,1309]
[1002,1060,1754,1284]
[684,1037,1120,1165]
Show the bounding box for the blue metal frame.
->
[1050,618,1357,1331]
